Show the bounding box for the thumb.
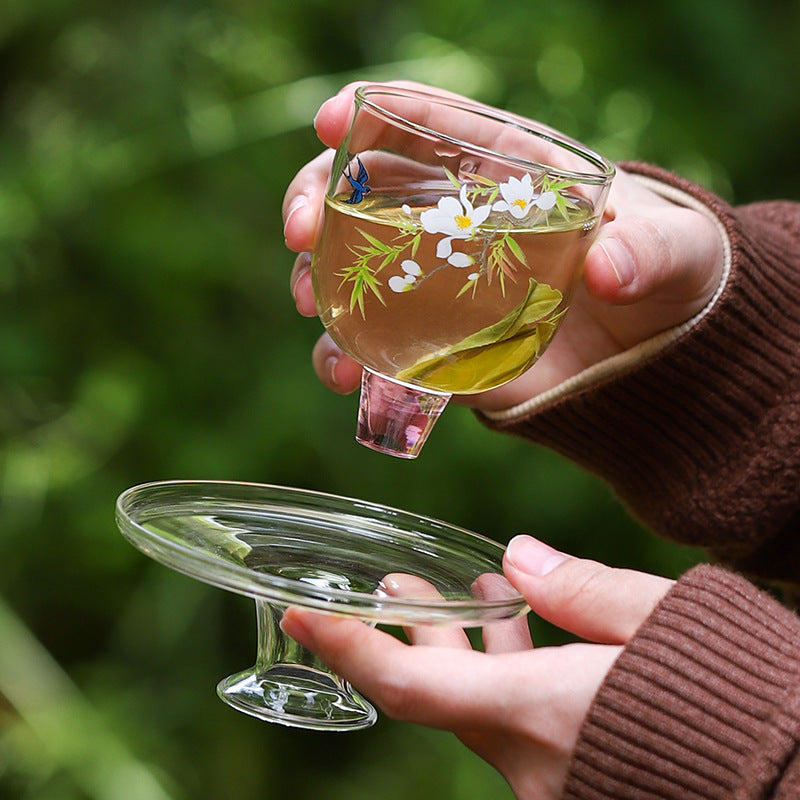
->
[503,535,674,644]
[586,209,722,303]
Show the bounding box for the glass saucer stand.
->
[115,480,528,732]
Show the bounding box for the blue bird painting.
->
[343,157,370,204]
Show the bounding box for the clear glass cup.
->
[312,84,615,458]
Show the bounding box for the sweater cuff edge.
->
[563,565,800,800]
[482,170,732,423]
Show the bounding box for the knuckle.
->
[627,216,672,274]
[548,560,612,616]
[371,672,418,721]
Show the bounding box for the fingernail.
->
[598,238,635,288]
[290,252,312,295]
[313,97,335,128]
[325,355,339,388]
[506,535,568,576]
[284,194,308,227]
[280,609,311,647]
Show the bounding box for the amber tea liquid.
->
[313,189,595,394]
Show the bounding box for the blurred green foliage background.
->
[1,0,798,798]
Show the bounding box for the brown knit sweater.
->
[481,163,800,798]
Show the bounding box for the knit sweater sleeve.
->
[563,565,800,800]
[479,163,800,588]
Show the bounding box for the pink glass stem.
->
[356,369,451,458]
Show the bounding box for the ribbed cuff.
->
[563,565,800,800]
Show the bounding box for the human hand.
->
[283,81,724,411]
[280,535,674,800]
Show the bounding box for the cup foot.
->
[217,663,377,731]
[356,369,450,458]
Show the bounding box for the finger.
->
[482,617,533,654]
[472,572,533,653]
[582,171,724,317]
[289,252,317,317]
[280,607,498,728]
[294,81,458,212]
[311,333,362,394]
[379,573,472,649]
[312,83,362,149]
[282,149,334,252]
[586,209,723,303]
[312,81,461,151]
[503,535,674,644]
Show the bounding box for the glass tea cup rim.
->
[355,83,616,186]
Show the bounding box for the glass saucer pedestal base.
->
[217,599,377,730]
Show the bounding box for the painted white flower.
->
[388,259,422,293]
[493,173,535,218]
[420,184,491,263]
[493,173,557,218]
